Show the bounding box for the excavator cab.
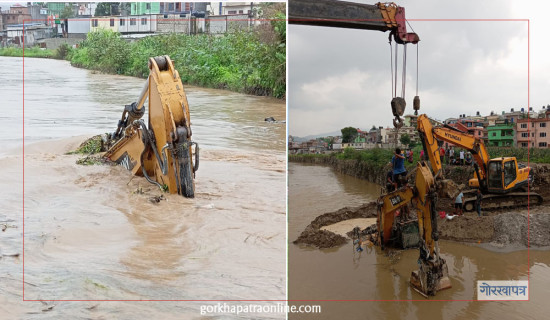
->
[486,158,528,193]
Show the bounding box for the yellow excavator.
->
[104,56,198,198]
[417,114,542,211]
[377,160,452,297]
[376,114,543,296]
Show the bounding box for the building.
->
[349,136,367,149]
[1,5,32,30]
[516,110,550,148]
[446,117,487,142]
[487,120,515,147]
[77,3,97,16]
[385,126,418,147]
[6,23,52,47]
[208,2,258,16]
[46,3,66,17]
[159,2,208,15]
[90,16,118,32]
[67,19,91,38]
[404,114,418,128]
[130,2,161,15]
[118,15,157,34]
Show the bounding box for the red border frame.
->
[21,17,530,302]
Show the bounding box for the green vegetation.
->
[486,146,550,164]
[66,27,285,98]
[0,4,285,98]
[68,135,104,155]
[341,127,358,143]
[399,133,412,148]
[0,47,56,58]
[85,277,108,290]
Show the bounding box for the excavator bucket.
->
[410,257,452,297]
[436,178,462,199]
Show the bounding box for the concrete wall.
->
[208,14,249,34]
[68,19,90,34]
[39,37,83,50]
[157,14,190,33]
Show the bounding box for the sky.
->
[289,0,550,137]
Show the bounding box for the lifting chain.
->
[389,31,420,128]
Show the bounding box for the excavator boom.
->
[289,0,419,44]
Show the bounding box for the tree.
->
[94,2,117,16]
[341,127,358,143]
[120,2,131,16]
[60,5,75,19]
[400,133,411,147]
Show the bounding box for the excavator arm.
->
[377,162,451,296]
[417,114,491,190]
[104,56,198,198]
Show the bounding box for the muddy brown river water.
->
[0,56,285,319]
[289,162,550,319]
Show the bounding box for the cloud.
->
[289,0,536,137]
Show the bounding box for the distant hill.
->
[291,130,341,142]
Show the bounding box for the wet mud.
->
[295,200,550,249]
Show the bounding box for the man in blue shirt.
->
[392,148,407,187]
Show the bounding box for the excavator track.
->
[463,192,543,212]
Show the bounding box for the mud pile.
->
[293,202,377,248]
[492,212,550,247]
[438,216,494,242]
[297,203,550,249]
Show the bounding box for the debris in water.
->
[148,195,165,203]
[68,135,107,155]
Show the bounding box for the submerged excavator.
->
[291,0,452,297]
[103,55,198,198]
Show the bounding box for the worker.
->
[420,149,424,161]
[476,189,483,217]
[439,146,445,163]
[449,148,455,165]
[465,153,473,166]
[459,149,465,165]
[392,148,407,188]
[408,149,414,163]
[386,170,396,192]
[454,190,464,216]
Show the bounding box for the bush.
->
[55,43,71,59]
[67,28,285,98]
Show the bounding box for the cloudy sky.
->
[289,0,550,137]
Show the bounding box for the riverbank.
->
[288,153,479,187]
[0,46,58,59]
[1,25,285,99]
[293,201,550,250]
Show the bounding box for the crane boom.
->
[289,0,419,44]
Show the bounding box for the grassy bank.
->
[0,46,57,58]
[486,146,550,163]
[290,145,550,185]
[67,29,285,98]
[0,8,285,99]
